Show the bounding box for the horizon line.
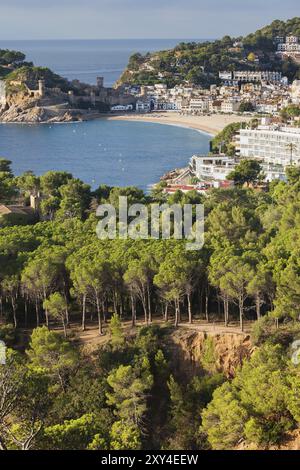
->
[0,37,217,42]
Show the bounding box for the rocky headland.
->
[0,100,84,123]
[0,53,135,123]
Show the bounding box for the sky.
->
[0,0,299,40]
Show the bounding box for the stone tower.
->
[38,79,46,98]
[30,193,41,212]
[0,80,6,107]
[97,77,104,89]
[68,90,76,105]
[90,91,96,106]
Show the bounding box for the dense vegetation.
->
[280,104,300,124]
[0,50,86,96]
[0,49,26,66]
[210,122,248,155]
[2,153,300,449]
[119,17,300,87]
[202,338,300,449]
[0,49,32,80]
[4,66,72,93]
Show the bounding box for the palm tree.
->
[286,143,298,166]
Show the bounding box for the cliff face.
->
[167,328,253,379]
[0,91,83,123]
[0,103,81,123]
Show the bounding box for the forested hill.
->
[0,48,73,92]
[2,156,300,449]
[118,17,300,88]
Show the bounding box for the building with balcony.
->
[219,71,283,84]
[189,154,236,181]
[237,126,300,166]
[188,98,210,114]
[277,36,300,60]
[233,71,283,83]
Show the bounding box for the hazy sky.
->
[0,0,299,40]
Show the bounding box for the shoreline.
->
[106,112,252,136]
[0,111,252,133]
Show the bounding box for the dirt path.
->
[71,319,252,347]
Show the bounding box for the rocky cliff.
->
[0,92,84,123]
[167,328,253,379]
[0,104,82,123]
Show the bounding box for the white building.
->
[238,126,300,166]
[256,102,279,114]
[136,100,151,112]
[233,71,283,83]
[154,100,178,111]
[190,155,236,181]
[277,36,300,59]
[261,163,286,182]
[219,72,233,81]
[221,99,240,113]
[278,36,300,52]
[220,71,283,84]
[278,44,300,52]
[287,36,299,44]
[111,104,133,112]
[189,98,210,114]
[154,84,168,92]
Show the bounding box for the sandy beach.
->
[107,112,252,136]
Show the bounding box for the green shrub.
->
[200,336,218,374]
[252,316,300,348]
[244,416,293,446]
[0,323,16,346]
[251,316,276,345]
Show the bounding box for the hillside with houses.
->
[118,17,300,88]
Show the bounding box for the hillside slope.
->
[118,17,300,87]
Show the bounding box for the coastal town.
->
[2,6,300,453]
[153,116,300,195]
[1,25,300,196]
[1,34,300,193]
[112,35,300,193]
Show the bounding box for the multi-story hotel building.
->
[237,126,300,166]
[277,36,300,60]
[277,36,300,52]
[188,98,210,114]
[189,153,287,183]
[219,71,283,83]
[189,155,236,181]
[233,71,283,83]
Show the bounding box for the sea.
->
[0,39,211,190]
